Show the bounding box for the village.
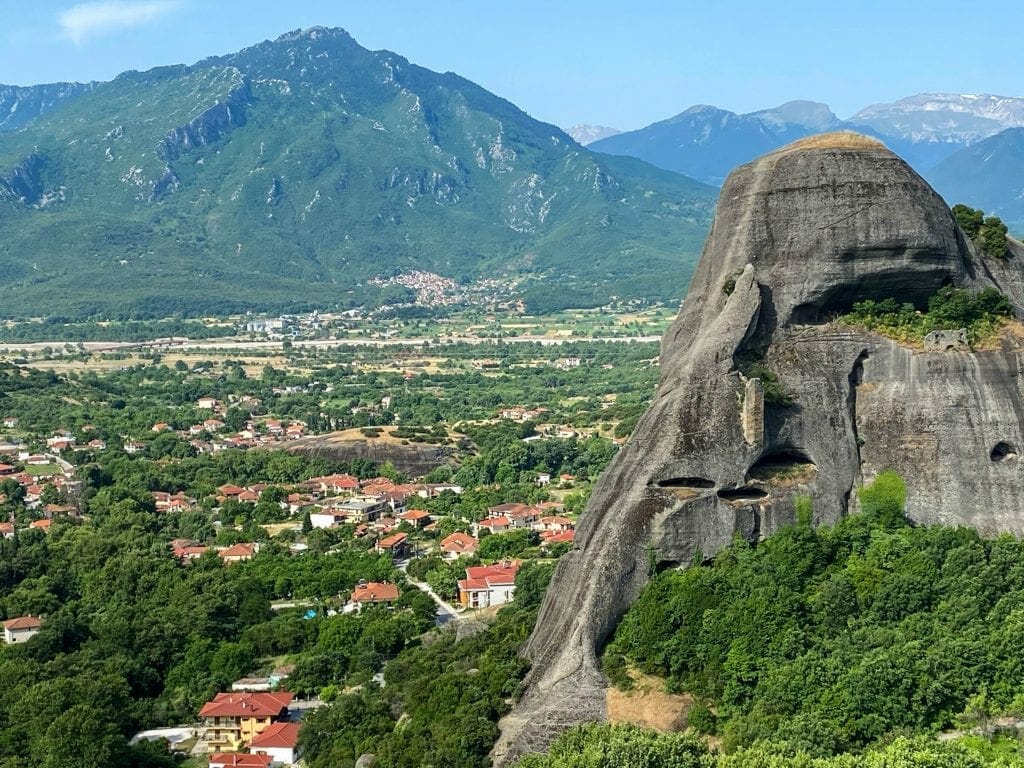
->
[0,390,586,767]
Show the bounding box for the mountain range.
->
[3,29,1023,321]
[0,28,716,319]
[588,94,1024,227]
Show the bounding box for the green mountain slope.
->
[0,27,716,319]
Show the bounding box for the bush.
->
[953,203,1009,259]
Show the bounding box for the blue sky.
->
[1,0,1021,130]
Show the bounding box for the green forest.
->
[600,473,1024,762]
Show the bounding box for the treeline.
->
[515,724,1024,768]
[0,319,230,343]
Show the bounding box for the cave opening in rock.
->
[717,486,769,502]
[747,449,817,483]
[654,477,716,489]
[991,442,1018,462]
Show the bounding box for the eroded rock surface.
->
[494,132,1024,763]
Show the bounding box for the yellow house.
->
[199,692,293,752]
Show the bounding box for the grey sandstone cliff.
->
[494,132,1024,762]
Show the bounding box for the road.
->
[395,560,462,626]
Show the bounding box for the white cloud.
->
[58,1,182,44]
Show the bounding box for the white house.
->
[457,561,519,609]
[249,721,301,766]
[3,616,42,644]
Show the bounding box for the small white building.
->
[3,616,41,644]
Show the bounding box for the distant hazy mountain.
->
[566,124,621,145]
[927,127,1024,227]
[590,93,1024,186]
[851,93,1024,143]
[0,27,716,319]
[748,100,840,131]
[590,101,834,186]
[0,82,94,132]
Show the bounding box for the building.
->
[335,498,388,523]
[375,532,410,559]
[219,543,257,564]
[440,532,479,560]
[305,473,360,494]
[2,616,42,644]
[397,509,431,528]
[534,516,575,532]
[350,581,400,607]
[199,692,293,753]
[209,754,272,768]
[248,721,301,766]
[457,562,519,609]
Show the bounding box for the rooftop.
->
[198,692,293,718]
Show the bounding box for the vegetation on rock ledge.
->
[840,286,1013,346]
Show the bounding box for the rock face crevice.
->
[494,133,1024,763]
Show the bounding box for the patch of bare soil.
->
[606,668,694,732]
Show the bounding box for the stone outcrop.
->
[494,132,1024,762]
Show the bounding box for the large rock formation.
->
[494,132,1024,762]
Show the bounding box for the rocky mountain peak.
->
[495,131,1024,763]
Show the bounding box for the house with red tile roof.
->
[209,754,272,768]
[305,473,360,494]
[219,484,246,497]
[440,532,479,560]
[542,530,575,545]
[248,721,301,766]
[172,544,211,563]
[29,519,52,532]
[457,561,519,609]
[199,692,292,753]
[481,516,511,534]
[350,581,400,606]
[398,509,431,528]
[219,543,257,564]
[3,615,42,644]
[375,532,410,559]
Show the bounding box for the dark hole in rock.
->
[991,442,1018,462]
[654,477,715,489]
[717,486,769,502]
[747,450,817,483]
